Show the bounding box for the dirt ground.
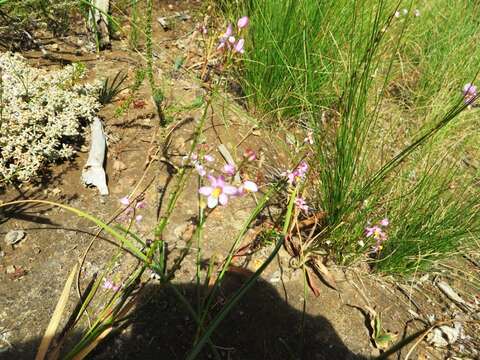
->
[1,2,479,359]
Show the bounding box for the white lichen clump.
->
[0,52,101,182]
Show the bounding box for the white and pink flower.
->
[283,161,309,185]
[295,197,309,212]
[237,16,249,29]
[199,175,238,208]
[223,163,236,176]
[463,83,477,104]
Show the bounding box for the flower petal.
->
[207,175,217,187]
[225,23,233,37]
[235,186,245,196]
[243,180,258,192]
[365,227,375,237]
[219,193,228,205]
[207,195,218,208]
[216,175,225,188]
[237,16,249,29]
[195,164,206,176]
[204,154,214,162]
[234,38,245,53]
[223,163,236,175]
[199,186,213,196]
[136,200,147,209]
[223,185,238,195]
[243,148,257,161]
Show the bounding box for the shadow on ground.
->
[3,271,368,360]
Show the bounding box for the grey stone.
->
[5,230,26,246]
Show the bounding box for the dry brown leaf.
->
[309,259,338,291]
[71,327,113,360]
[305,267,322,297]
[35,263,78,360]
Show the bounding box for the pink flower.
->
[463,83,477,104]
[236,180,258,196]
[365,226,385,239]
[284,161,308,185]
[297,161,308,175]
[136,200,147,209]
[119,196,147,224]
[295,197,309,212]
[102,279,120,291]
[237,16,249,29]
[199,175,238,208]
[243,148,257,161]
[198,24,208,34]
[223,163,236,176]
[182,152,198,165]
[285,172,296,184]
[204,154,215,162]
[195,163,207,177]
[243,180,258,192]
[365,219,389,254]
[217,24,234,50]
[225,23,233,37]
[234,38,245,54]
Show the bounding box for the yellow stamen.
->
[212,187,222,198]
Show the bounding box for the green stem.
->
[187,186,297,359]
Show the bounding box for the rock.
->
[5,265,15,274]
[427,323,463,347]
[172,239,185,249]
[170,136,186,153]
[176,12,191,21]
[51,187,62,196]
[173,223,194,241]
[269,270,281,284]
[113,159,127,171]
[173,223,189,239]
[157,17,171,30]
[4,230,26,246]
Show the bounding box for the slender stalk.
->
[187,186,297,359]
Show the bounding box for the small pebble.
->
[113,159,127,171]
[5,230,26,246]
[157,17,170,30]
[269,270,281,283]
